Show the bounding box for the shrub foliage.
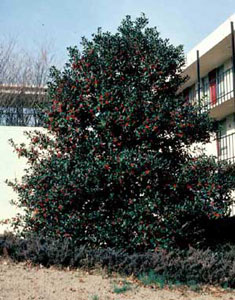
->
[6,15,235,251]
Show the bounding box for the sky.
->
[0,0,234,66]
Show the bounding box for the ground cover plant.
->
[5,14,235,252]
[1,233,235,288]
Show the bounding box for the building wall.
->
[0,126,42,233]
[193,134,235,216]
[204,136,218,157]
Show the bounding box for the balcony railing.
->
[217,132,235,163]
[0,85,47,127]
[0,107,44,127]
[188,68,234,111]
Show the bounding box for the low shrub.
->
[1,233,235,288]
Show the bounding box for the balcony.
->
[217,132,235,163]
[0,107,43,127]
[187,67,234,120]
[201,68,233,109]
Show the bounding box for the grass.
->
[138,270,166,288]
[112,279,132,294]
[92,269,202,296]
[187,280,201,292]
[138,270,203,292]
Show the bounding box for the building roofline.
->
[0,84,47,95]
[185,13,235,68]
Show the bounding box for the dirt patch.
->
[0,258,235,300]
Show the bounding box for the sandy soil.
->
[0,258,235,300]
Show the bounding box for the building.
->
[0,85,46,233]
[181,14,235,163]
[0,84,47,126]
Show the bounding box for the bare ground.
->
[0,258,235,300]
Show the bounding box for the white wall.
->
[0,126,42,233]
[0,126,234,234]
[204,136,218,157]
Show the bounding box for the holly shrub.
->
[6,15,235,251]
